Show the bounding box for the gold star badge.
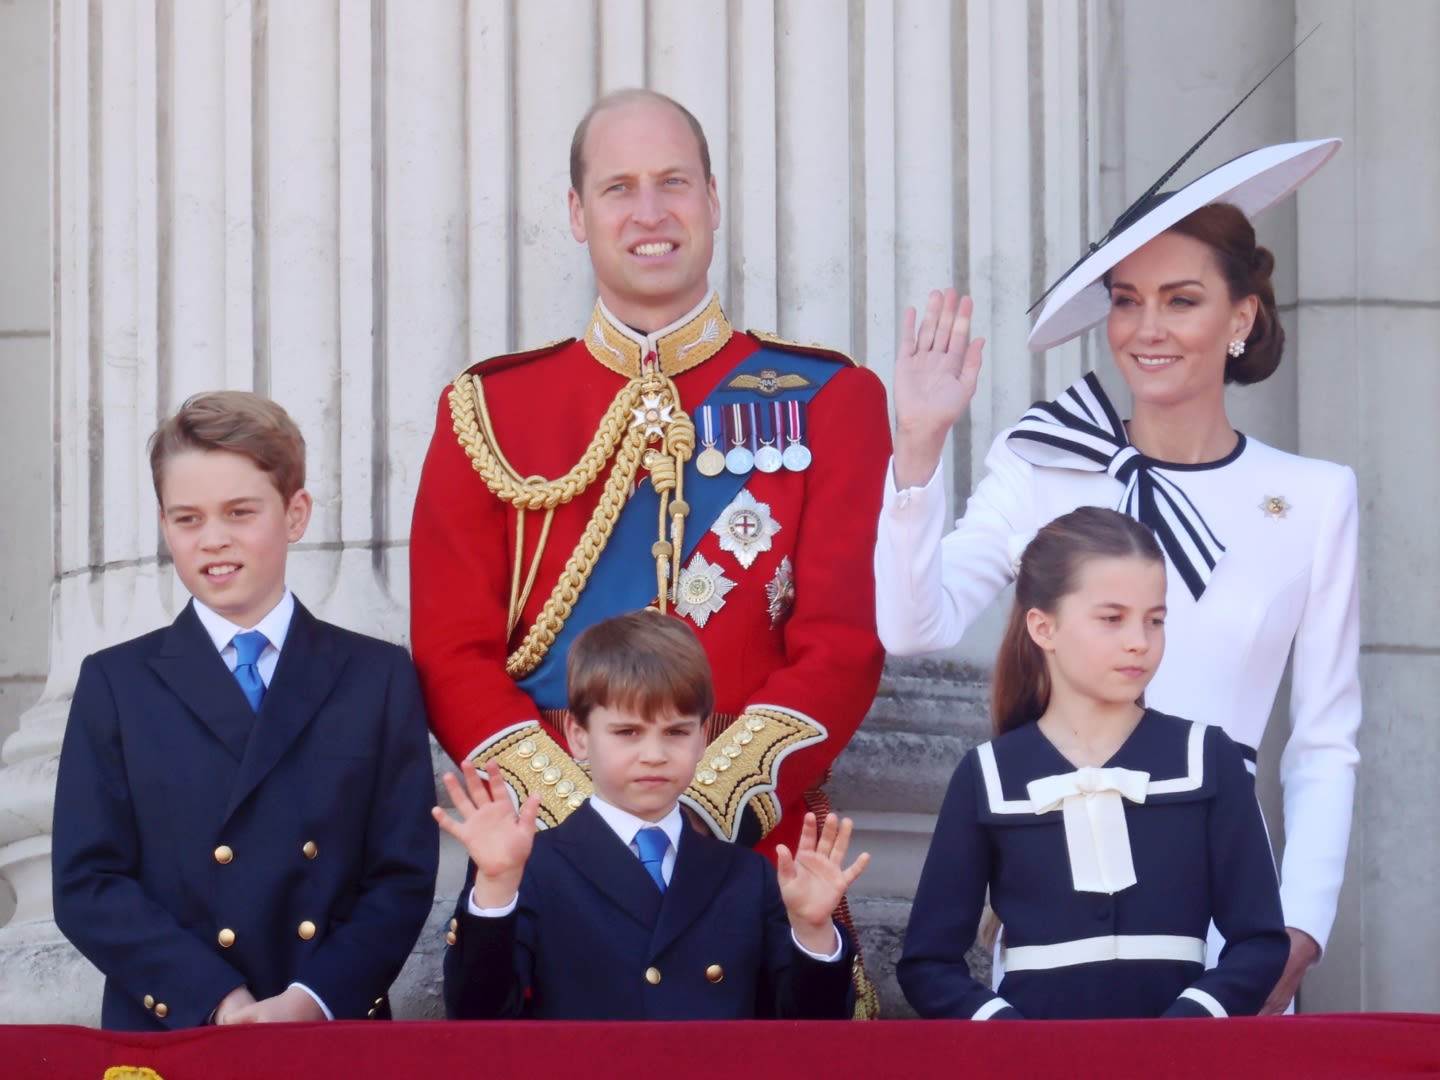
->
[1259,494,1290,520]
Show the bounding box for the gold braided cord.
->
[448,368,693,678]
[664,413,695,596]
[453,373,636,510]
[506,506,557,639]
[514,507,555,629]
[507,509,525,637]
[503,427,645,675]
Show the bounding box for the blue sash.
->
[516,346,844,709]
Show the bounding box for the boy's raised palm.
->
[433,759,541,906]
[775,812,870,955]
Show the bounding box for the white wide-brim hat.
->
[1027,137,1342,351]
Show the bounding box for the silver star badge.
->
[1259,494,1290,520]
[631,392,674,439]
[675,552,736,628]
[710,488,781,570]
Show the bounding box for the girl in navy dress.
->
[898,506,1288,1019]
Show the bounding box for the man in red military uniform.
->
[411,88,890,1011]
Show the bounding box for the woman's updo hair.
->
[1167,202,1284,384]
[990,507,1164,737]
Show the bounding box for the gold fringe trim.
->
[852,958,882,1020]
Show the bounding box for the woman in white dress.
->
[875,140,1360,1013]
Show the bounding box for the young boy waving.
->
[437,610,868,1020]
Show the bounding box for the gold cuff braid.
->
[680,707,829,842]
[470,723,594,829]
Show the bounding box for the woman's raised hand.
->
[892,288,985,489]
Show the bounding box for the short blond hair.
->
[149,391,306,504]
[567,610,714,728]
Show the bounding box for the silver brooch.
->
[675,553,736,628]
[711,488,781,570]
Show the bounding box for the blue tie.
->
[634,827,669,893]
[231,630,269,713]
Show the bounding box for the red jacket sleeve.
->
[410,387,539,765]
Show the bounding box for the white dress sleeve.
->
[874,432,1038,656]
[1277,465,1362,954]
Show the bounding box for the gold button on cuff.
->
[445,931,458,946]
[213,845,234,865]
[448,917,458,932]
[302,841,318,859]
[154,1003,169,1019]
[143,994,155,1010]
[644,966,662,986]
[217,928,236,948]
[367,1007,376,1019]
[705,964,724,984]
[297,920,317,941]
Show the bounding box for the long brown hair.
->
[990,507,1164,736]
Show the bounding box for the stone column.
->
[0,0,421,1023]
[0,0,53,930]
[1294,0,1440,1013]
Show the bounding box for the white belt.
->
[1003,934,1206,973]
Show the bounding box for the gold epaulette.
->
[451,337,574,385]
[680,706,828,842]
[470,722,594,828]
[745,329,858,367]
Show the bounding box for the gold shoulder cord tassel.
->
[449,367,694,674]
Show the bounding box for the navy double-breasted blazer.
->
[52,599,439,1030]
[444,801,854,1020]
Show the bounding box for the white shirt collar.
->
[595,289,717,353]
[587,793,683,853]
[192,589,296,656]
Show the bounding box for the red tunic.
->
[410,298,890,858]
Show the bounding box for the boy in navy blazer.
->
[52,392,438,1030]
[436,611,868,1020]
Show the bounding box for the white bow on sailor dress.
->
[1027,765,1150,894]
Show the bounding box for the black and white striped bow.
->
[1005,373,1225,600]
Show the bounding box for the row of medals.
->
[694,404,812,478]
